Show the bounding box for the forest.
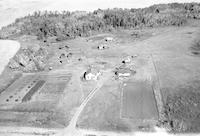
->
[0,2,200,41]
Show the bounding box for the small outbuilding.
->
[59,45,69,50]
[97,44,109,50]
[122,56,131,64]
[59,53,66,59]
[115,69,131,77]
[131,54,138,58]
[67,53,73,58]
[104,37,114,42]
[48,66,53,70]
[115,67,136,79]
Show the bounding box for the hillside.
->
[0,3,200,41]
[0,3,199,72]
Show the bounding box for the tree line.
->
[0,2,200,40]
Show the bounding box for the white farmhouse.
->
[84,68,101,81]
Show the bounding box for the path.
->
[62,70,112,136]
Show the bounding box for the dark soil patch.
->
[22,80,45,102]
[186,32,193,35]
[192,51,200,55]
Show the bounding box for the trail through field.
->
[63,70,112,136]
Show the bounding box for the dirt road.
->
[62,70,112,136]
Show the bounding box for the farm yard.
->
[76,54,161,132]
[0,14,200,136]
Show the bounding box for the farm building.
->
[59,53,66,59]
[48,66,53,70]
[115,67,136,78]
[122,56,131,64]
[83,68,101,81]
[97,44,109,50]
[115,69,131,77]
[104,37,114,42]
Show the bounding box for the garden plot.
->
[22,80,46,102]
[45,73,72,83]
[35,82,66,101]
[33,73,71,102]
[0,73,72,128]
[0,73,71,107]
[121,81,158,121]
[0,74,37,106]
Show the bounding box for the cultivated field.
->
[0,72,72,128]
[121,81,158,121]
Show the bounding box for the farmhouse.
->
[83,68,101,81]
